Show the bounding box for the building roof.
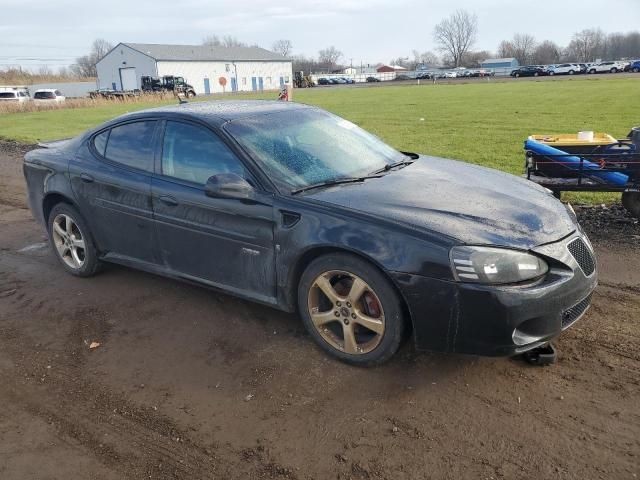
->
[481,58,517,64]
[119,43,290,62]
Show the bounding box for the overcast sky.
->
[1,0,639,70]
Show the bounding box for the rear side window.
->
[104,121,157,171]
[93,130,109,156]
[0,92,16,99]
[35,91,55,99]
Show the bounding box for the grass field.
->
[1,77,637,202]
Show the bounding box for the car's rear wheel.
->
[298,253,405,366]
[534,72,539,77]
[633,67,640,73]
[549,71,555,76]
[48,203,101,277]
[589,69,596,74]
[622,192,640,218]
[610,68,617,73]
[569,70,574,75]
[515,73,520,78]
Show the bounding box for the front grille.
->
[567,238,596,276]
[562,293,592,329]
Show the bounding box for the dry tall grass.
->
[0,92,178,115]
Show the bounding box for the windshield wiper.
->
[370,157,415,175]
[290,174,382,195]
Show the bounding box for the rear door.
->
[70,120,160,264]
[151,120,276,301]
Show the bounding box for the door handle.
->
[80,173,94,183]
[158,195,178,207]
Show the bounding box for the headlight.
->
[450,246,548,284]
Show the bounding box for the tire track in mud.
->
[0,304,299,480]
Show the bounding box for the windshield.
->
[225,108,405,191]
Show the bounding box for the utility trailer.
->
[525,127,640,217]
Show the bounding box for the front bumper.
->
[393,234,598,356]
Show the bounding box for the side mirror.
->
[204,173,255,200]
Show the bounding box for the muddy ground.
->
[0,141,638,480]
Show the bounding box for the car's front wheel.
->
[48,203,101,277]
[633,67,640,73]
[298,253,405,366]
[569,70,574,75]
[549,71,555,76]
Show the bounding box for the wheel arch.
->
[285,245,414,334]
[42,192,76,224]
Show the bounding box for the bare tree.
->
[411,50,439,68]
[272,40,292,57]
[71,38,113,78]
[318,46,343,72]
[433,10,478,67]
[461,50,493,68]
[202,35,249,48]
[202,35,222,46]
[567,28,606,62]
[511,34,537,65]
[532,40,562,65]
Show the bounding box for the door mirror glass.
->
[205,173,255,199]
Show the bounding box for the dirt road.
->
[1,142,638,479]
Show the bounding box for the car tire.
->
[589,69,595,74]
[622,192,640,219]
[515,73,520,78]
[47,203,101,277]
[297,253,406,366]
[569,70,574,75]
[549,71,555,76]
[610,68,617,73]
[534,72,539,77]
[633,67,640,73]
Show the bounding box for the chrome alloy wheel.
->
[307,270,385,355]
[51,214,86,269]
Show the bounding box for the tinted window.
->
[105,121,157,171]
[161,121,245,185]
[34,91,55,99]
[93,130,109,156]
[0,92,16,99]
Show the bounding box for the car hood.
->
[305,156,577,249]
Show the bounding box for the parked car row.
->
[0,86,66,103]
[317,77,355,85]
[511,60,638,77]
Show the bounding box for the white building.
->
[96,43,293,95]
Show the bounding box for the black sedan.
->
[24,101,597,365]
[510,66,547,77]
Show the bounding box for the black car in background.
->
[23,101,597,366]
[510,66,547,77]
[366,76,380,82]
[317,78,330,85]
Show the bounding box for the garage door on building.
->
[119,67,137,91]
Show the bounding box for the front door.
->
[151,120,276,301]
[251,77,257,91]
[231,77,237,92]
[69,120,160,264]
[203,77,211,94]
[258,77,264,91]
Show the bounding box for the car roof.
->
[116,100,314,127]
[34,89,59,93]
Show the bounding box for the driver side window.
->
[161,121,246,185]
